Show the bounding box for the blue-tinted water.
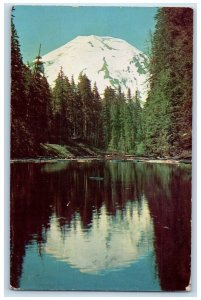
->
[10,160,191,291]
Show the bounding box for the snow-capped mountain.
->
[42,35,149,102]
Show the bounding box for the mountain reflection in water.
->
[10,161,191,291]
[44,198,153,274]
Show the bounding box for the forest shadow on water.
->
[10,161,191,291]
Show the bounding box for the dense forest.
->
[11,7,193,159]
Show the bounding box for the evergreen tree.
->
[11,8,53,157]
[124,88,135,153]
[102,87,115,149]
[117,87,126,153]
[11,7,34,157]
[27,71,52,147]
[134,91,145,155]
[77,74,93,141]
[165,8,193,156]
[92,82,103,147]
[70,75,80,139]
[143,7,193,158]
[11,8,26,118]
[108,86,126,152]
[51,68,70,143]
[108,89,120,151]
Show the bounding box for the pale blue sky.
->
[13,6,157,63]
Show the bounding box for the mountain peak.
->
[42,35,149,101]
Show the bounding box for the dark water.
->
[10,160,191,291]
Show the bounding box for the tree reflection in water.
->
[10,161,191,291]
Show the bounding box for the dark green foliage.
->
[103,86,143,154]
[11,8,52,158]
[102,87,115,148]
[166,8,193,155]
[11,8,26,118]
[28,73,52,146]
[143,7,193,158]
[51,72,104,147]
[143,69,171,156]
[123,89,134,152]
[51,69,71,143]
[77,73,94,140]
[70,75,83,139]
[11,8,34,158]
[109,86,124,151]
[92,82,103,147]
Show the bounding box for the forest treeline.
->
[11,7,193,159]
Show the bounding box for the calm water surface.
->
[10,160,191,291]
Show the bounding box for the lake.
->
[10,160,191,291]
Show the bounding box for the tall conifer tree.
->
[77,74,93,141]
[11,8,33,157]
[143,7,193,157]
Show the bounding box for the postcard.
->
[10,5,192,291]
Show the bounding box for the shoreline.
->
[10,155,192,165]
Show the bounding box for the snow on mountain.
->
[42,35,149,102]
